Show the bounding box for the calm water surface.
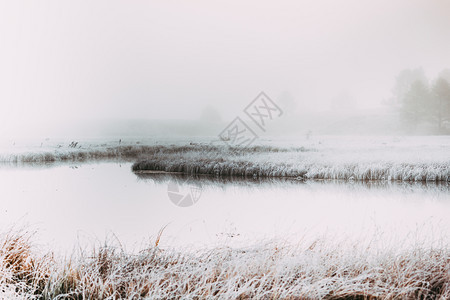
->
[0,162,449,252]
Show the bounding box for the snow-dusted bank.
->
[1,136,449,182]
[1,229,449,299]
[132,137,450,182]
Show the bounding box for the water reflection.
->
[135,171,450,195]
[0,162,448,253]
[134,170,450,249]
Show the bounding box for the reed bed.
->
[132,148,450,182]
[133,159,450,182]
[1,141,449,181]
[0,229,449,299]
[0,144,307,165]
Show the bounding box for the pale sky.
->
[1,0,450,136]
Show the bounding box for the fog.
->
[1,0,450,138]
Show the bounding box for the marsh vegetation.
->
[1,229,449,299]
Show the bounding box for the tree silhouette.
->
[400,80,430,131]
[391,68,427,106]
[395,69,450,133]
[430,77,450,132]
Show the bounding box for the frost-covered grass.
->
[0,145,200,164]
[1,229,449,299]
[132,140,450,182]
[133,156,450,182]
[0,141,306,165]
[2,136,449,181]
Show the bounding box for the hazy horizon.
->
[1,0,450,137]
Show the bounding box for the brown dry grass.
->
[0,229,449,299]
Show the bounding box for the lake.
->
[1,161,449,253]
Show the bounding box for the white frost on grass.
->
[1,228,449,299]
[132,136,450,182]
[1,136,449,181]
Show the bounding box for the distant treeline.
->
[391,68,450,134]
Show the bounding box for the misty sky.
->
[1,0,450,136]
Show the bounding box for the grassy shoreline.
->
[1,229,449,299]
[131,144,450,182]
[1,140,448,182]
[0,144,308,164]
[132,158,450,182]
